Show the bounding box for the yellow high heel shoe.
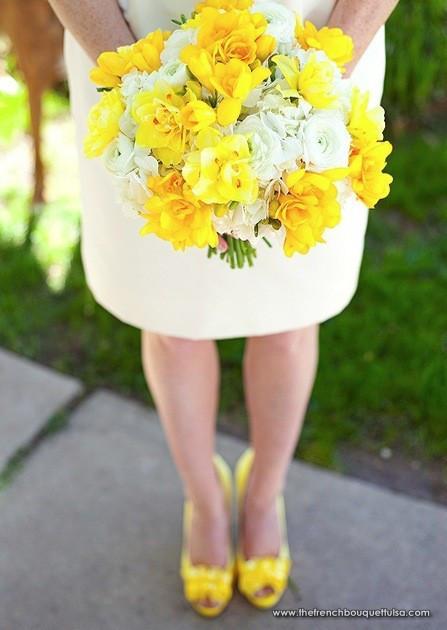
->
[180,453,235,617]
[235,447,292,609]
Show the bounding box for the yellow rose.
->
[141,171,218,250]
[183,130,258,205]
[84,88,124,157]
[132,83,188,166]
[349,141,393,208]
[271,169,345,256]
[272,53,339,108]
[348,87,385,150]
[186,8,267,64]
[295,19,354,71]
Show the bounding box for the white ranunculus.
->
[160,28,197,64]
[252,2,296,45]
[156,59,189,86]
[302,111,351,171]
[236,114,284,184]
[104,133,136,175]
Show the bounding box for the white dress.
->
[64,0,386,340]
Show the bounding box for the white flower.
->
[252,2,296,45]
[154,59,189,87]
[160,28,197,64]
[114,171,151,216]
[236,114,284,184]
[120,70,154,99]
[104,134,158,213]
[301,111,351,171]
[212,201,269,245]
[104,134,136,175]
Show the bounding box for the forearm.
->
[327,0,399,76]
[48,0,135,62]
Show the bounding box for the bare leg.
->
[141,331,229,608]
[241,326,319,592]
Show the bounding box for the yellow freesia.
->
[271,168,346,256]
[132,83,188,166]
[211,59,271,124]
[272,53,338,108]
[84,88,124,157]
[349,141,393,208]
[295,19,354,71]
[89,30,170,87]
[181,46,216,92]
[183,130,258,205]
[348,87,385,150]
[141,171,218,250]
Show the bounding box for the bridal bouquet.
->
[84,0,393,268]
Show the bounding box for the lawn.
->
[0,82,446,471]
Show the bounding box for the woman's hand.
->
[327,0,399,77]
[48,0,136,62]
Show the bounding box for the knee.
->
[246,325,319,357]
[141,330,207,360]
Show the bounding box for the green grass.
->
[0,87,446,471]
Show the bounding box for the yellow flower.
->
[183,130,258,205]
[185,8,268,64]
[89,30,170,87]
[141,171,218,250]
[195,0,253,11]
[180,98,217,132]
[272,54,338,108]
[348,87,385,150]
[349,141,393,208]
[271,169,346,256]
[84,88,124,157]
[256,34,277,62]
[210,59,270,124]
[89,48,133,87]
[130,29,170,73]
[295,19,354,71]
[181,46,216,92]
[132,83,188,166]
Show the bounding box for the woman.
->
[50,0,398,617]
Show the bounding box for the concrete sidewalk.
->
[0,351,445,629]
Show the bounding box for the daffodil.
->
[349,141,393,208]
[348,87,385,150]
[183,130,258,205]
[295,19,354,70]
[84,88,124,157]
[132,82,188,166]
[141,171,218,250]
[272,53,338,108]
